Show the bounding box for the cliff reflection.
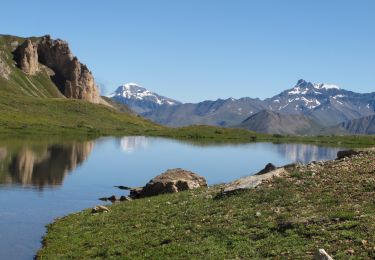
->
[0,142,93,189]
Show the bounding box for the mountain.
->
[109,83,181,114]
[0,35,161,135]
[143,97,266,127]
[338,114,375,134]
[237,110,324,135]
[1,34,105,104]
[266,79,375,125]
[109,79,375,131]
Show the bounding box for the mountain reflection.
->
[276,143,340,163]
[120,136,148,153]
[0,142,93,189]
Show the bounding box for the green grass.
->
[37,151,375,259]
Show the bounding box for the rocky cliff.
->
[14,35,100,103]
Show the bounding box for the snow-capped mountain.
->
[266,79,375,125]
[108,83,181,114]
[109,79,375,133]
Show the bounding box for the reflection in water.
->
[276,143,339,164]
[120,136,148,153]
[0,142,93,188]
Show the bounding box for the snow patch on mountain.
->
[313,83,340,90]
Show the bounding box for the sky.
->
[1,0,374,102]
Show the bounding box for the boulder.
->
[256,163,277,175]
[91,205,110,213]
[337,149,359,160]
[218,168,287,197]
[14,39,39,75]
[130,168,207,198]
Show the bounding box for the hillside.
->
[0,35,65,98]
[237,110,324,135]
[338,114,375,135]
[37,150,375,259]
[0,35,162,136]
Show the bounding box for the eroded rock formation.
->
[15,39,39,75]
[14,35,100,103]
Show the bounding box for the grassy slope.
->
[37,151,375,259]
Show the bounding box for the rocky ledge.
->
[13,35,100,103]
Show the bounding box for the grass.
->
[37,151,375,259]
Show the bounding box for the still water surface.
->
[0,136,343,259]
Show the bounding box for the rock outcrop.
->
[337,149,360,160]
[130,168,207,198]
[219,167,287,197]
[15,39,39,75]
[38,36,100,103]
[256,163,277,175]
[14,35,100,103]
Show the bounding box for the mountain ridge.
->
[109,80,375,134]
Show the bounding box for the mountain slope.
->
[237,110,324,135]
[338,114,375,134]
[144,97,266,127]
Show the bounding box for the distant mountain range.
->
[109,83,181,114]
[109,80,375,135]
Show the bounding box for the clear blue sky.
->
[1,0,374,102]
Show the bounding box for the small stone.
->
[120,196,131,201]
[255,211,261,217]
[346,248,354,254]
[91,205,110,213]
[313,249,333,260]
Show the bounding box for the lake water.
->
[0,136,344,259]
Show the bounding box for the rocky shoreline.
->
[38,148,375,259]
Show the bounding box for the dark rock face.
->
[130,168,207,198]
[256,163,277,175]
[14,35,100,103]
[14,39,39,75]
[337,149,360,160]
